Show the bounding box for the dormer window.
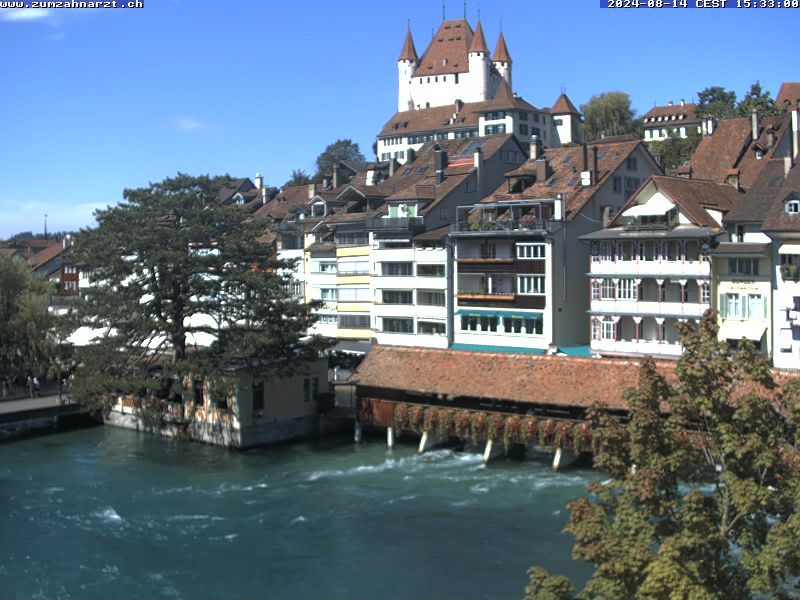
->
[755,149,763,160]
[787,200,800,215]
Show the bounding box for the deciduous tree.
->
[0,254,54,383]
[737,81,785,118]
[649,128,702,172]
[284,169,312,187]
[314,139,365,181]
[526,311,800,599]
[66,173,325,413]
[580,92,638,142]
[697,85,738,120]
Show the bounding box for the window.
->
[465,176,477,193]
[335,231,368,246]
[520,112,528,121]
[338,314,370,329]
[252,380,264,412]
[748,294,765,320]
[316,314,337,324]
[624,177,641,199]
[781,254,800,266]
[728,258,759,276]
[382,290,413,304]
[461,315,479,331]
[700,283,710,304]
[516,243,546,259]
[591,280,601,301]
[417,264,445,277]
[317,262,337,273]
[193,379,204,407]
[418,321,446,335]
[382,318,413,333]
[337,261,369,276]
[601,317,616,340]
[320,288,337,301]
[417,290,445,306]
[519,124,529,136]
[612,176,622,193]
[480,316,499,332]
[518,275,545,295]
[591,319,601,341]
[303,376,319,403]
[500,150,519,162]
[617,279,636,300]
[485,124,506,135]
[439,205,448,220]
[787,200,800,214]
[601,279,616,300]
[554,118,563,126]
[724,293,742,319]
[383,262,413,276]
[338,287,370,302]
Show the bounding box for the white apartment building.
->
[583,177,739,358]
[641,99,702,142]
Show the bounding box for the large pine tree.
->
[66,174,325,412]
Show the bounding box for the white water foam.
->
[290,516,308,525]
[167,514,224,522]
[94,507,123,524]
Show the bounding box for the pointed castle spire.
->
[468,21,489,54]
[398,26,418,62]
[492,31,511,63]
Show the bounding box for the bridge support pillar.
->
[354,421,362,444]
[418,431,441,453]
[483,439,504,464]
[552,448,579,471]
[387,426,395,449]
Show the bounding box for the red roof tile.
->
[775,82,800,108]
[417,19,474,76]
[398,29,418,62]
[551,93,580,115]
[468,21,489,54]
[491,31,511,62]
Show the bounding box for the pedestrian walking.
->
[26,374,33,399]
[33,376,40,398]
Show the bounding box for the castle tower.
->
[397,27,418,112]
[492,31,512,89]
[467,21,491,102]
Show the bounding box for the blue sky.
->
[0,0,794,237]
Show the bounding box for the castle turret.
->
[492,31,512,89]
[397,28,418,112]
[467,21,490,102]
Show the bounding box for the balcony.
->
[457,291,516,301]
[366,216,424,233]
[590,299,709,318]
[621,213,679,231]
[789,310,800,325]
[591,338,682,357]
[590,258,711,278]
[453,218,553,234]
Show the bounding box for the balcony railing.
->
[453,219,553,233]
[621,214,679,231]
[366,216,424,232]
[780,264,800,282]
[457,290,516,301]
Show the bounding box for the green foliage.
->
[65,173,326,414]
[526,311,800,599]
[737,81,786,118]
[649,128,702,172]
[314,139,365,182]
[697,85,738,120]
[285,169,312,187]
[0,254,55,381]
[580,92,638,142]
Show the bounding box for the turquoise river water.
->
[0,427,598,599]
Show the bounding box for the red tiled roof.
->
[398,29,418,62]
[608,176,739,229]
[252,185,311,222]
[25,241,66,269]
[775,82,800,108]
[417,19,474,76]
[761,160,800,232]
[468,21,489,54]
[351,345,677,410]
[492,31,511,63]
[551,93,579,115]
[642,102,698,121]
[486,139,658,220]
[690,115,787,189]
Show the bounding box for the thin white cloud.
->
[174,116,203,131]
[1,8,52,22]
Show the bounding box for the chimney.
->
[366,168,376,186]
[455,99,463,114]
[322,175,331,189]
[473,147,484,193]
[554,193,566,221]
[785,154,793,178]
[580,143,592,186]
[62,234,72,249]
[407,148,416,164]
[535,158,550,182]
[307,183,317,199]
[767,127,776,148]
[434,145,447,184]
[792,99,799,164]
[530,135,541,160]
[389,159,395,178]
[254,172,263,189]
[261,187,268,204]
[751,108,759,142]
[680,99,685,107]
[701,120,707,136]
[725,169,740,191]
[592,146,599,184]
[706,116,715,136]
[332,165,340,189]
[668,100,674,107]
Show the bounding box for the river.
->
[0,427,598,599]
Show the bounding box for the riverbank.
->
[0,427,597,599]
